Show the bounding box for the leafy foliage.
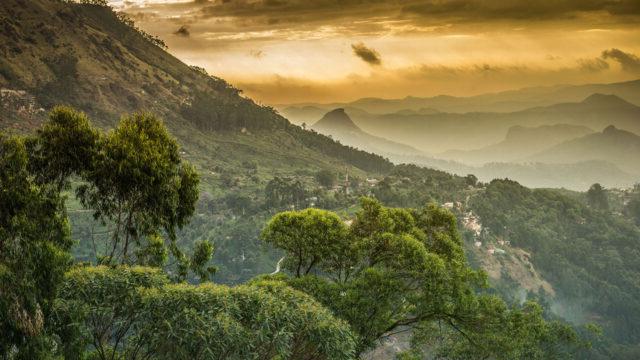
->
[315,169,337,188]
[587,183,609,211]
[0,133,73,358]
[262,197,582,357]
[470,179,640,352]
[77,112,200,266]
[54,266,357,360]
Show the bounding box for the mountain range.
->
[343,93,640,153]
[279,79,640,119]
[309,107,640,189]
[439,124,595,165]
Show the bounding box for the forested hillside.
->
[2,1,640,359]
[469,180,640,358]
[0,0,391,175]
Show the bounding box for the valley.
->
[2,0,640,359]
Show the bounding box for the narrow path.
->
[270,257,285,275]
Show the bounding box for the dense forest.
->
[1,107,592,359]
[469,180,640,358]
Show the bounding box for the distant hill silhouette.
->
[311,108,424,156]
[440,124,594,165]
[279,79,640,118]
[319,93,640,153]
[526,125,640,175]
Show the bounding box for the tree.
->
[54,266,356,360]
[0,134,73,358]
[625,196,640,225]
[586,183,609,211]
[77,112,199,265]
[262,208,350,277]
[315,169,337,188]
[265,176,307,209]
[26,106,100,190]
[465,174,478,187]
[53,266,169,359]
[401,300,587,360]
[27,107,210,279]
[261,197,582,356]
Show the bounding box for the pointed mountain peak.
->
[581,93,635,107]
[312,108,361,132]
[599,125,638,140]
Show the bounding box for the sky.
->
[111,0,640,104]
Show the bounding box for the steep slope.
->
[311,108,424,157]
[527,125,640,176]
[0,0,391,176]
[440,124,594,165]
[312,108,361,133]
[469,180,640,347]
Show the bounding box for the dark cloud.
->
[351,43,381,66]
[194,0,640,25]
[401,0,640,21]
[601,48,640,73]
[174,25,190,37]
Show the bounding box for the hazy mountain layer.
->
[439,124,594,165]
[397,154,636,191]
[279,79,640,117]
[344,94,640,153]
[526,125,640,176]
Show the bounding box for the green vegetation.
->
[625,187,640,225]
[54,266,355,359]
[315,169,337,188]
[1,107,589,359]
[0,133,72,357]
[470,179,640,358]
[261,198,585,357]
[1,1,638,358]
[586,183,609,211]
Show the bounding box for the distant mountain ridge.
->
[312,108,360,132]
[278,79,640,119]
[338,94,640,153]
[526,125,640,176]
[440,124,594,165]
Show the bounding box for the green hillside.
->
[469,180,640,356]
[3,1,640,359]
[0,0,391,176]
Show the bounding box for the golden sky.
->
[112,0,640,104]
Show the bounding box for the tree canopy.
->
[0,133,73,358]
[262,197,584,357]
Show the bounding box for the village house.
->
[462,211,482,237]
